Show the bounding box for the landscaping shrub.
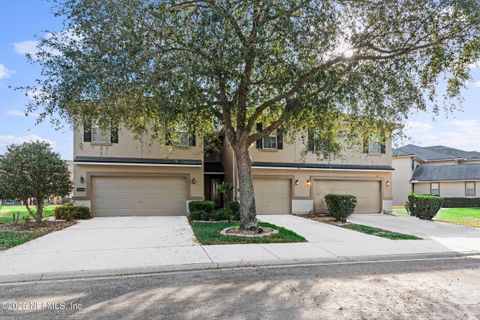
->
[324,194,357,222]
[188,200,215,213]
[442,197,480,208]
[210,208,227,221]
[54,203,91,221]
[405,193,443,220]
[188,210,208,221]
[225,201,240,220]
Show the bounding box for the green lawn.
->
[0,205,57,224]
[343,223,421,240]
[436,208,480,228]
[0,231,41,250]
[190,221,306,245]
[392,206,408,215]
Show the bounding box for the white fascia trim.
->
[74,162,202,168]
[252,166,392,172]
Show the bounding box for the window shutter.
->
[189,132,196,147]
[380,143,386,154]
[83,124,92,142]
[111,127,119,143]
[307,130,315,151]
[277,130,283,150]
[165,131,172,145]
[256,123,263,149]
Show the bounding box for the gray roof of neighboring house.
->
[392,149,413,157]
[412,163,480,181]
[395,144,456,161]
[395,144,480,161]
[423,145,480,160]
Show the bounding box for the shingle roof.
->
[392,149,413,157]
[412,163,480,181]
[423,145,480,160]
[396,144,456,161]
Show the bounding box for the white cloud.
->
[418,119,480,151]
[469,60,480,69]
[5,109,26,117]
[13,40,39,57]
[471,80,480,87]
[0,134,56,150]
[405,121,432,133]
[0,64,14,79]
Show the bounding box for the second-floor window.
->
[263,130,278,149]
[255,123,283,150]
[466,182,475,196]
[84,123,118,144]
[175,126,190,147]
[364,134,386,155]
[92,124,111,143]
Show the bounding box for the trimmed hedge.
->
[324,194,357,222]
[54,203,91,221]
[442,197,480,208]
[188,200,215,213]
[405,193,443,220]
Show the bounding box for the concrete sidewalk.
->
[0,215,479,283]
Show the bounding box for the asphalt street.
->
[1,256,480,319]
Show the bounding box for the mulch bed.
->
[220,226,279,238]
[297,213,348,226]
[0,220,76,233]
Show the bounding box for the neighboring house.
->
[392,144,480,205]
[73,124,394,216]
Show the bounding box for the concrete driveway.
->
[0,217,212,277]
[348,213,480,252]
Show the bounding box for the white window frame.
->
[262,130,278,149]
[91,123,111,143]
[368,134,382,154]
[431,182,440,196]
[466,181,475,196]
[174,125,190,147]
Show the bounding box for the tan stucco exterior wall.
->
[74,126,203,161]
[414,181,480,198]
[392,156,413,206]
[248,131,392,167]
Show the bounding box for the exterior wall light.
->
[192,177,196,184]
[80,176,85,184]
[386,180,391,187]
[295,179,299,186]
[306,179,311,187]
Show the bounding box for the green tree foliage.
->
[25,0,480,229]
[0,142,72,223]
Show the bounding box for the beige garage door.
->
[254,179,291,214]
[313,180,381,214]
[92,176,187,216]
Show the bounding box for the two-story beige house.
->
[73,124,394,216]
[392,144,480,206]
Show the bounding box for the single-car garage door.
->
[313,180,381,214]
[92,176,187,216]
[254,179,291,214]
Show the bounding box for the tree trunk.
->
[35,200,44,224]
[234,142,258,231]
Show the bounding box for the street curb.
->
[0,251,478,285]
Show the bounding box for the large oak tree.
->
[27,0,479,230]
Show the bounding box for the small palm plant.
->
[216,182,233,204]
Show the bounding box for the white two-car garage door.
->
[92,176,187,216]
[253,179,291,215]
[313,180,381,214]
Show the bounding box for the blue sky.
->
[0,1,479,160]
